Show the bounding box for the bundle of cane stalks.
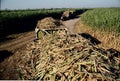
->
[36,17,63,29]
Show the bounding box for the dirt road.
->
[0,18,79,51]
[63,18,79,34]
[0,32,35,51]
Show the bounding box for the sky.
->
[1,0,120,10]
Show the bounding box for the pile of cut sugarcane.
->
[62,10,75,18]
[18,30,120,80]
[36,17,63,29]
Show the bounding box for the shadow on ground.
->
[106,48,120,57]
[0,37,15,43]
[79,33,120,56]
[79,33,101,45]
[0,50,13,63]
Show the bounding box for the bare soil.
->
[0,32,35,51]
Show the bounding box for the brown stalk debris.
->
[17,32,120,80]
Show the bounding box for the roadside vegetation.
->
[74,8,120,51]
[80,8,120,34]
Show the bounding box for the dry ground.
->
[0,31,35,51]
